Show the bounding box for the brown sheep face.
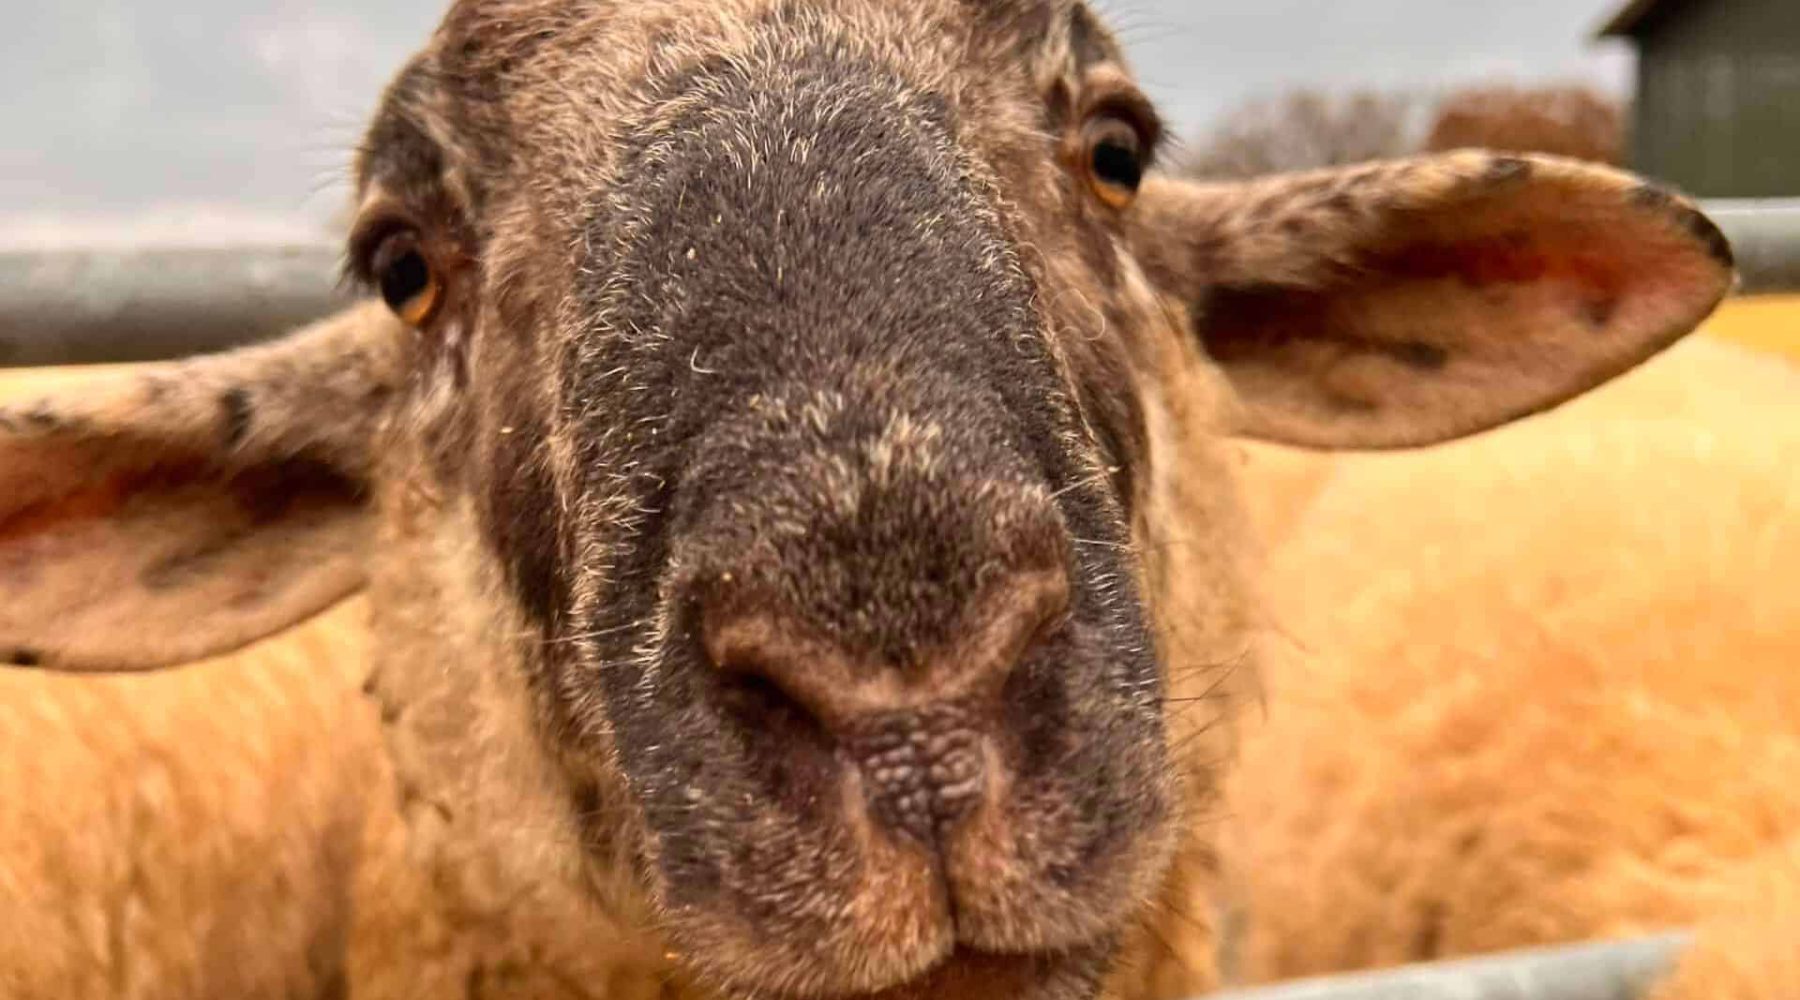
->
[0,1,1738,998]
[346,4,1179,995]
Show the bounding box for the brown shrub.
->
[1178,89,1422,180]
[1425,83,1627,165]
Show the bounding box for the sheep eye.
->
[372,231,442,328]
[1082,118,1145,210]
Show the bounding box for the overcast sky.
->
[0,0,1634,242]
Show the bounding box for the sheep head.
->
[0,1,1735,997]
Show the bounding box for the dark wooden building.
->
[1601,0,1800,198]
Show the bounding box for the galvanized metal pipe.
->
[1,197,1797,368]
[0,242,348,367]
[1207,934,1692,1000]
[1706,199,1800,295]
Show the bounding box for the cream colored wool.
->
[1226,336,1800,996]
[0,599,376,1000]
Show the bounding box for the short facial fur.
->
[0,1,1736,998]
[350,3,1186,995]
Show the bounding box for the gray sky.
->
[0,0,1634,242]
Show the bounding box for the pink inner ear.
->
[1372,178,1729,339]
[1380,235,1616,294]
[0,458,209,548]
[0,450,370,671]
[1374,233,1635,329]
[1199,174,1734,449]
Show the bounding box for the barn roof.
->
[1597,0,1696,38]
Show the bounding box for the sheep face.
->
[349,6,1180,995]
[0,1,1737,997]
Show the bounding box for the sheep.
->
[0,366,620,1000]
[0,596,376,1000]
[1223,334,1800,997]
[0,1,1738,997]
[0,362,360,997]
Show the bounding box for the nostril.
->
[698,560,1071,846]
[701,602,855,728]
[699,560,1070,733]
[966,565,1071,687]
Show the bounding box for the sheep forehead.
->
[351,0,1161,508]
[435,0,1092,68]
[388,0,1115,179]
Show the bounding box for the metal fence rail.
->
[1,198,1796,368]
[0,242,348,367]
[1708,198,1800,295]
[1210,935,1691,1000]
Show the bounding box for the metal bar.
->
[1705,199,1800,295]
[0,242,348,367]
[0,197,1797,368]
[1207,934,1691,1000]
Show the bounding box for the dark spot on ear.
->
[1482,156,1532,187]
[1632,186,1736,269]
[1585,297,1618,329]
[0,404,72,436]
[235,458,363,525]
[1384,340,1450,371]
[1281,217,1309,237]
[1687,209,1738,268]
[220,388,253,448]
[3,647,43,667]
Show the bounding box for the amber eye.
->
[1082,117,1145,210]
[371,230,442,327]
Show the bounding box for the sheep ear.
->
[0,302,406,672]
[1129,151,1737,449]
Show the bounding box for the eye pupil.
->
[380,249,431,312]
[1092,139,1143,192]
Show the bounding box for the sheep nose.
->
[699,564,1069,733]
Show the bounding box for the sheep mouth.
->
[588,509,1170,999]
[637,708,1164,999]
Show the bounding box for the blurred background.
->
[7,0,1792,246]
